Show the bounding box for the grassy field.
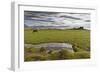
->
[24,29,90,61]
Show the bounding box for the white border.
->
[11,2,97,71]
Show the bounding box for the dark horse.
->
[32,29,38,32]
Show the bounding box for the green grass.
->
[24,29,90,61]
[24,29,90,51]
[24,47,90,61]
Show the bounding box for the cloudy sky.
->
[24,11,90,29]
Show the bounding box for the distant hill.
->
[31,26,70,30]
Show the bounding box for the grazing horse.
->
[32,29,38,32]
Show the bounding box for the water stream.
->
[25,43,74,52]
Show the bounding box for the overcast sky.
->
[24,11,90,29]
